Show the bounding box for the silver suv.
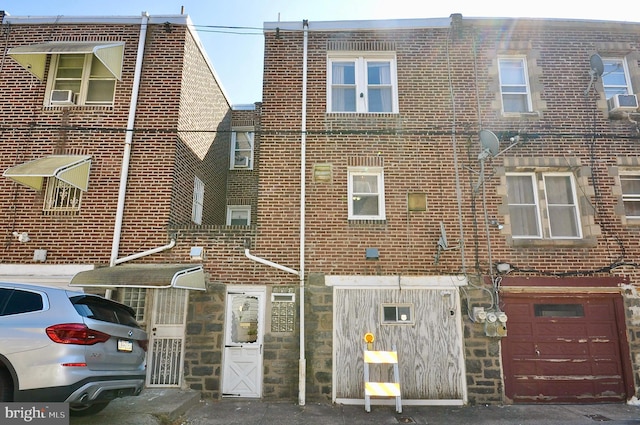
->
[0,282,147,416]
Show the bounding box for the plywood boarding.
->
[333,287,465,400]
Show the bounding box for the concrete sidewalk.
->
[71,389,640,425]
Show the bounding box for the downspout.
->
[298,19,309,407]
[109,12,149,268]
[244,249,299,276]
[115,239,176,265]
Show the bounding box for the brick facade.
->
[256,16,640,404]
[4,10,640,406]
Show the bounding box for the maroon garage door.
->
[501,293,631,403]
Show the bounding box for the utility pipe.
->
[115,239,176,265]
[298,18,309,407]
[244,249,299,276]
[109,12,149,267]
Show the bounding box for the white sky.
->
[4,0,639,105]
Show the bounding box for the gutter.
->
[110,12,149,267]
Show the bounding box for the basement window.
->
[381,304,413,324]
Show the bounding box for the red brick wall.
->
[0,19,230,263]
[260,18,640,402]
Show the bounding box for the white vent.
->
[234,156,249,168]
[608,94,638,113]
[50,90,76,105]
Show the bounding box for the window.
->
[48,54,117,106]
[602,58,632,99]
[226,205,251,226]
[119,288,147,323]
[43,178,83,213]
[506,172,581,239]
[534,304,584,317]
[328,53,398,113]
[348,167,385,220]
[230,129,254,169]
[192,177,204,225]
[0,289,44,316]
[381,304,413,324]
[498,57,532,114]
[620,174,640,218]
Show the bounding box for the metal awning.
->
[3,155,92,191]
[8,41,125,80]
[70,264,207,291]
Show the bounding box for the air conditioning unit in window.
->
[50,90,76,105]
[235,156,249,168]
[607,94,638,113]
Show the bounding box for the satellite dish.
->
[585,54,604,95]
[590,54,604,77]
[479,130,500,157]
[438,221,449,249]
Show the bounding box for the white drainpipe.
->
[109,12,149,267]
[298,19,309,407]
[115,239,176,265]
[244,19,309,406]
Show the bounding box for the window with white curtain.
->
[230,129,254,169]
[191,177,204,225]
[328,53,397,113]
[226,205,251,226]
[506,172,581,239]
[498,57,532,114]
[348,167,385,220]
[620,173,640,218]
[602,58,632,99]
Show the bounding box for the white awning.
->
[8,41,125,80]
[70,264,207,291]
[3,155,92,191]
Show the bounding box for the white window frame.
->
[43,178,83,213]
[347,167,386,220]
[46,54,117,106]
[381,303,414,325]
[506,172,582,239]
[327,52,398,114]
[498,56,533,114]
[602,57,633,99]
[226,205,251,226]
[191,176,204,225]
[619,172,640,219]
[230,129,254,170]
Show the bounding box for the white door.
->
[222,287,265,397]
[147,288,189,387]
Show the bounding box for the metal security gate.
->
[147,288,189,387]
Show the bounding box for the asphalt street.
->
[68,389,640,425]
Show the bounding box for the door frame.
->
[146,288,189,387]
[221,285,266,398]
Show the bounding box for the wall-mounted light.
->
[488,219,503,230]
[12,231,30,243]
[496,262,512,273]
[190,246,205,261]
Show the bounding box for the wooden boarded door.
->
[333,287,466,403]
[502,293,631,403]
